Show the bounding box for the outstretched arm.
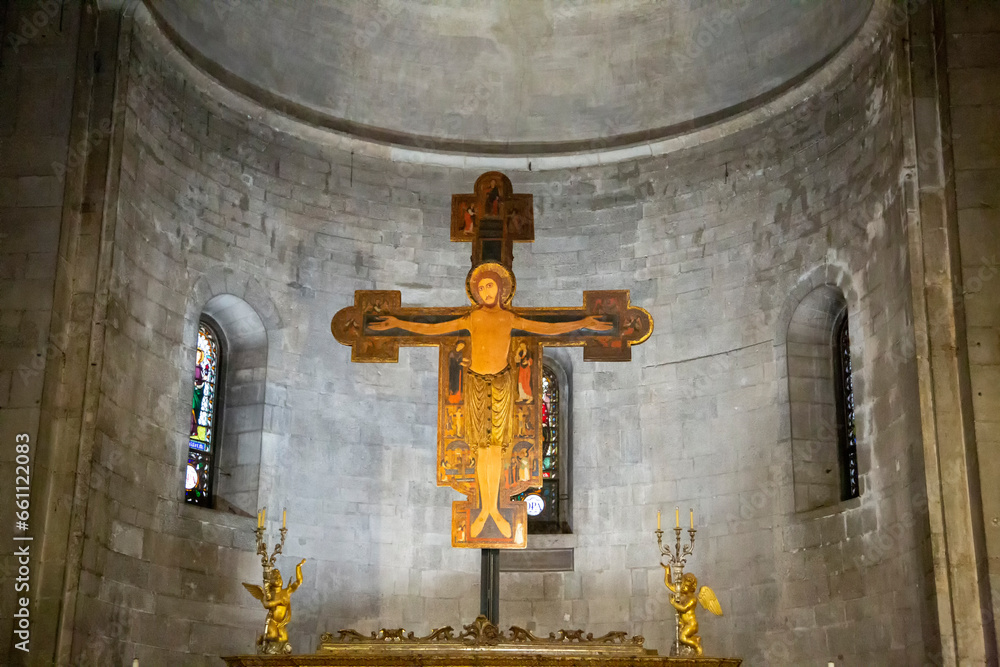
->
[512,314,612,336]
[661,563,676,592]
[368,314,467,336]
[287,559,306,594]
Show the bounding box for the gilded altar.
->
[222,616,741,667]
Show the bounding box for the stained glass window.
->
[513,365,562,529]
[834,315,859,500]
[186,322,221,506]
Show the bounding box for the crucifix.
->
[331,172,652,620]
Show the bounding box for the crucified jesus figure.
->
[369,262,611,538]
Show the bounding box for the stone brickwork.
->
[947,0,1000,648]
[0,2,80,664]
[46,4,939,665]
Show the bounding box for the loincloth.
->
[464,365,515,452]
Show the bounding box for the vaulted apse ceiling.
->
[147,0,874,153]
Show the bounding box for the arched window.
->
[186,321,222,506]
[502,356,574,571]
[785,284,861,512]
[512,360,570,534]
[535,365,562,522]
[833,314,859,500]
[183,293,269,514]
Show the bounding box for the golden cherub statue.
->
[243,559,306,654]
[662,565,722,656]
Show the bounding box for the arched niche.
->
[785,284,855,512]
[197,293,268,514]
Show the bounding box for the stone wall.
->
[0,2,80,663]
[947,0,1000,647]
[52,4,940,665]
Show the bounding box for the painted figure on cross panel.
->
[369,262,610,538]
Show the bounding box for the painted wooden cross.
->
[332,172,652,549]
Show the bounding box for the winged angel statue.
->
[662,565,723,655]
[243,559,306,653]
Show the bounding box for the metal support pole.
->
[480,548,500,625]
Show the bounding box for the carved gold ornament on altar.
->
[332,172,652,549]
[224,615,744,665]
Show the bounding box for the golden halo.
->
[466,262,516,306]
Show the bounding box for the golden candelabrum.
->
[655,507,721,657]
[243,508,305,656]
